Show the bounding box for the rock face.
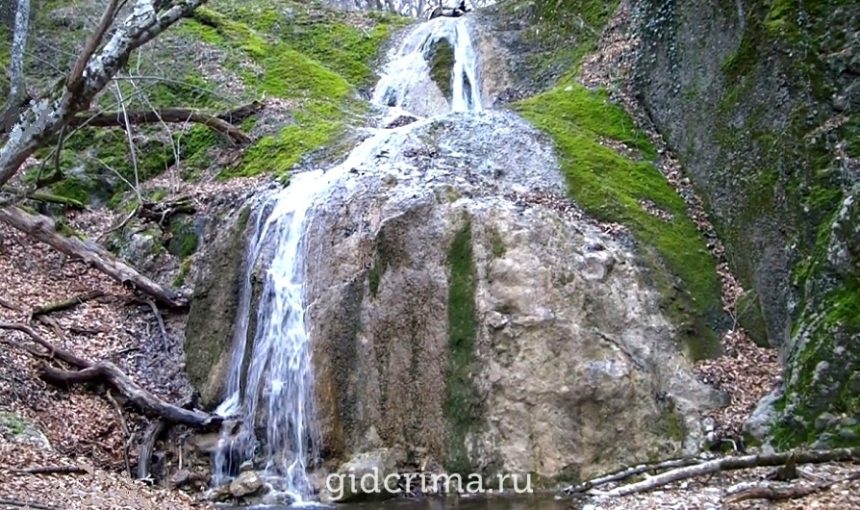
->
[185,207,252,408]
[303,111,720,480]
[633,0,860,445]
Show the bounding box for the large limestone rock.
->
[304,110,720,481]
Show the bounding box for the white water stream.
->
[212,12,482,504]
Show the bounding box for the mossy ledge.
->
[179,1,408,179]
[515,85,724,359]
[444,219,482,473]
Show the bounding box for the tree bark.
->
[594,448,860,497]
[0,0,209,189]
[0,0,30,134]
[0,206,187,308]
[70,108,251,145]
[137,419,167,480]
[40,362,219,428]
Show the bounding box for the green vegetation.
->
[445,220,482,473]
[178,2,406,179]
[427,39,455,99]
[516,85,723,358]
[0,412,27,436]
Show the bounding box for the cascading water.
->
[374,15,482,113]
[212,10,483,504]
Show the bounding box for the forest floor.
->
[0,208,216,509]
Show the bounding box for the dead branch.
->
[0,499,60,510]
[0,322,92,368]
[0,0,210,189]
[66,0,120,94]
[726,471,860,503]
[0,296,22,312]
[565,455,707,494]
[27,191,86,210]
[32,290,106,318]
[593,448,860,497]
[138,196,196,225]
[217,100,264,125]
[13,465,89,475]
[40,362,220,428]
[139,298,169,349]
[105,389,132,477]
[0,206,187,309]
[137,419,167,481]
[70,108,251,145]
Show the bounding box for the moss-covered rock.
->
[185,207,251,408]
[634,0,860,446]
[444,219,481,474]
[515,85,724,359]
[426,38,455,99]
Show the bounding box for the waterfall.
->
[211,11,484,503]
[373,15,482,114]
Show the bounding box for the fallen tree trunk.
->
[0,206,187,309]
[594,448,860,497]
[70,108,251,145]
[40,362,219,428]
[217,100,263,125]
[725,471,860,503]
[565,455,707,494]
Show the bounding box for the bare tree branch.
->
[70,107,252,145]
[592,448,860,497]
[0,0,210,189]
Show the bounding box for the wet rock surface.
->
[302,110,721,480]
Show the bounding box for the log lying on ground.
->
[0,206,187,309]
[40,362,219,428]
[1,322,220,429]
[138,196,196,225]
[593,448,860,497]
[726,471,860,503]
[217,100,264,125]
[70,108,251,145]
[565,455,707,494]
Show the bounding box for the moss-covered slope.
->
[506,0,725,359]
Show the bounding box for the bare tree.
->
[0,0,209,193]
[0,0,31,134]
[0,0,217,308]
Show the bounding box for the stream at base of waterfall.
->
[210,15,486,506]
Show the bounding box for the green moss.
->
[490,229,506,259]
[445,220,481,473]
[167,217,199,258]
[512,0,620,82]
[51,178,90,205]
[179,2,402,180]
[0,412,26,436]
[427,39,455,99]
[173,257,193,287]
[515,85,723,359]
